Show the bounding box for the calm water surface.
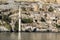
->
[0,32,21,40]
[0,32,60,40]
[21,32,60,40]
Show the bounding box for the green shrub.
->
[14,21,19,31]
[40,17,46,22]
[4,23,11,31]
[21,18,33,23]
[48,6,54,12]
[40,8,44,11]
[21,7,26,11]
[0,15,2,19]
[56,24,60,28]
[3,15,11,23]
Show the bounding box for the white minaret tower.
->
[18,6,21,40]
[19,6,21,32]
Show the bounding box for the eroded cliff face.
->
[0,0,60,32]
[0,1,19,32]
[0,0,59,3]
[20,1,60,32]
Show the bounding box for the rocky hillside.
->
[20,1,60,32]
[0,0,19,32]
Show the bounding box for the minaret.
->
[19,6,21,32]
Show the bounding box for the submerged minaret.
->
[19,6,21,32]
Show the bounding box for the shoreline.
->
[0,31,60,33]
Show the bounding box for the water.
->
[0,32,20,40]
[21,32,60,40]
[0,32,60,40]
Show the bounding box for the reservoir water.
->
[0,32,60,40]
[0,32,19,40]
[21,32,60,40]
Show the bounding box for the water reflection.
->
[18,32,21,40]
[21,32,60,40]
[0,32,60,40]
[0,32,18,40]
